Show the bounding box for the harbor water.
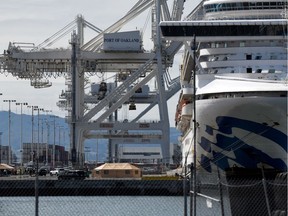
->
[0,196,187,216]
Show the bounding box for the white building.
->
[118,146,162,164]
[117,143,178,165]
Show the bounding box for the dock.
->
[0,178,185,196]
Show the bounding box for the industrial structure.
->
[22,143,69,167]
[0,0,190,167]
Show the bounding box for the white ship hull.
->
[181,75,288,173]
[194,95,287,173]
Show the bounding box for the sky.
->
[0,0,199,125]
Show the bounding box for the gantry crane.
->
[0,0,188,167]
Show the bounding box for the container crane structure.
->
[0,0,188,167]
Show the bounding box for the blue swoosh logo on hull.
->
[199,116,287,172]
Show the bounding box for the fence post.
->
[184,164,188,216]
[261,164,271,216]
[190,163,193,216]
[217,167,225,216]
[35,156,39,216]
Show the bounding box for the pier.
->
[0,178,185,196]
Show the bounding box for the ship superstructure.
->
[161,0,288,175]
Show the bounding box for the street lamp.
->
[50,115,58,168]
[57,125,67,165]
[43,110,52,165]
[45,120,51,166]
[39,117,47,164]
[0,93,2,164]
[16,102,28,166]
[0,132,2,164]
[34,107,44,161]
[27,105,38,163]
[3,99,16,164]
[85,146,90,162]
[39,108,50,165]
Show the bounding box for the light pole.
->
[34,107,44,163]
[96,139,98,166]
[58,125,66,165]
[53,117,56,168]
[85,146,90,162]
[58,125,62,163]
[0,132,2,164]
[27,105,38,163]
[16,102,28,166]
[62,127,68,166]
[0,93,2,164]
[50,115,58,168]
[45,120,51,166]
[40,118,44,163]
[43,110,52,166]
[3,99,16,164]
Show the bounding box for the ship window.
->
[268,69,275,73]
[246,55,252,60]
[256,69,262,73]
[256,2,262,7]
[263,2,269,8]
[247,68,252,73]
[125,170,130,175]
[255,56,262,60]
[204,2,288,13]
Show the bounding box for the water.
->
[0,196,186,216]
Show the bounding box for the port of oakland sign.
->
[103,31,142,51]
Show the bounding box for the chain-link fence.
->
[0,174,185,216]
[186,171,287,216]
[0,171,287,216]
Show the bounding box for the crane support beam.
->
[76,119,164,131]
[0,0,190,166]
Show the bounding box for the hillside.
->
[0,111,180,162]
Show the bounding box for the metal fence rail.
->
[0,171,287,216]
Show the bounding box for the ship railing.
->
[205,13,287,20]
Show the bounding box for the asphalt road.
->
[0,174,66,180]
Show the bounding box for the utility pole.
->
[34,107,44,161]
[45,121,50,166]
[28,105,38,163]
[3,99,16,164]
[0,132,2,164]
[50,115,58,168]
[192,35,197,216]
[44,110,52,166]
[0,93,2,164]
[16,102,28,166]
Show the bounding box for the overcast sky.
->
[0,0,198,125]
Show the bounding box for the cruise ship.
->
[161,0,288,178]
